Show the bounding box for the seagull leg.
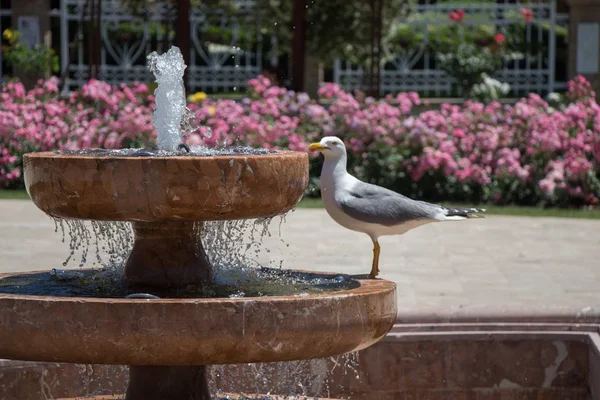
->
[369,239,380,278]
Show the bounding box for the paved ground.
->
[1,199,600,312]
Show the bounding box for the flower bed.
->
[1,76,599,207]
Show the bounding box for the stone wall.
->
[0,330,595,399]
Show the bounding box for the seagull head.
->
[308,136,346,159]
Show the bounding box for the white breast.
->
[320,171,363,231]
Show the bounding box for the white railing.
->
[334,0,568,96]
[1,0,569,97]
[51,0,263,92]
[188,7,262,93]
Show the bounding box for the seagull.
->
[308,136,485,279]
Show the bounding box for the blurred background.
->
[0,0,598,213]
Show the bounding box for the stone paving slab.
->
[1,200,600,313]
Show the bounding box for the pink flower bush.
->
[1,75,599,207]
[184,77,326,152]
[0,78,154,186]
[322,79,600,207]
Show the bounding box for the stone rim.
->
[23,150,309,222]
[0,272,397,366]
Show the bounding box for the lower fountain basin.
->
[0,272,396,365]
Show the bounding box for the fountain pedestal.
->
[125,221,212,289]
[126,366,210,400]
[124,221,214,399]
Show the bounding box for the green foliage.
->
[437,42,504,95]
[201,25,257,49]
[255,0,411,66]
[2,29,59,75]
[105,21,170,41]
[383,7,567,97]
[119,0,232,15]
[429,17,518,96]
[385,8,567,56]
[384,12,497,57]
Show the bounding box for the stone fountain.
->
[0,48,396,399]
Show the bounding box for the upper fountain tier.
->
[24,47,307,223]
[24,150,308,222]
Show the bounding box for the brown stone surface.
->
[23,151,309,222]
[208,331,594,399]
[0,328,596,399]
[124,221,211,288]
[126,366,210,400]
[0,360,127,399]
[320,334,592,399]
[444,339,589,389]
[0,274,396,366]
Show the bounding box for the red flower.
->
[449,9,465,23]
[520,8,533,23]
[494,33,506,45]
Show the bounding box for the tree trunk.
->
[303,53,322,98]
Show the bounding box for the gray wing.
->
[337,181,442,226]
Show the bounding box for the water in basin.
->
[0,267,358,299]
[0,215,359,299]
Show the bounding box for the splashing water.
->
[210,352,361,398]
[56,147,277,157]
[51,218,132,269]
[55,45,275,156]
[50,217,275,275]
[147,46,187,151]
[3,216,358,299]
[26,353,360,399]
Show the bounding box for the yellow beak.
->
[309,143,329,152]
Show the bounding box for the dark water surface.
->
[0,267,359,299]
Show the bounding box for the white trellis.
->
[334,0,569,96]
[51,0,262,92]
[54,0,169,89]
[1,0,569,97]
[188,3,262,93]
